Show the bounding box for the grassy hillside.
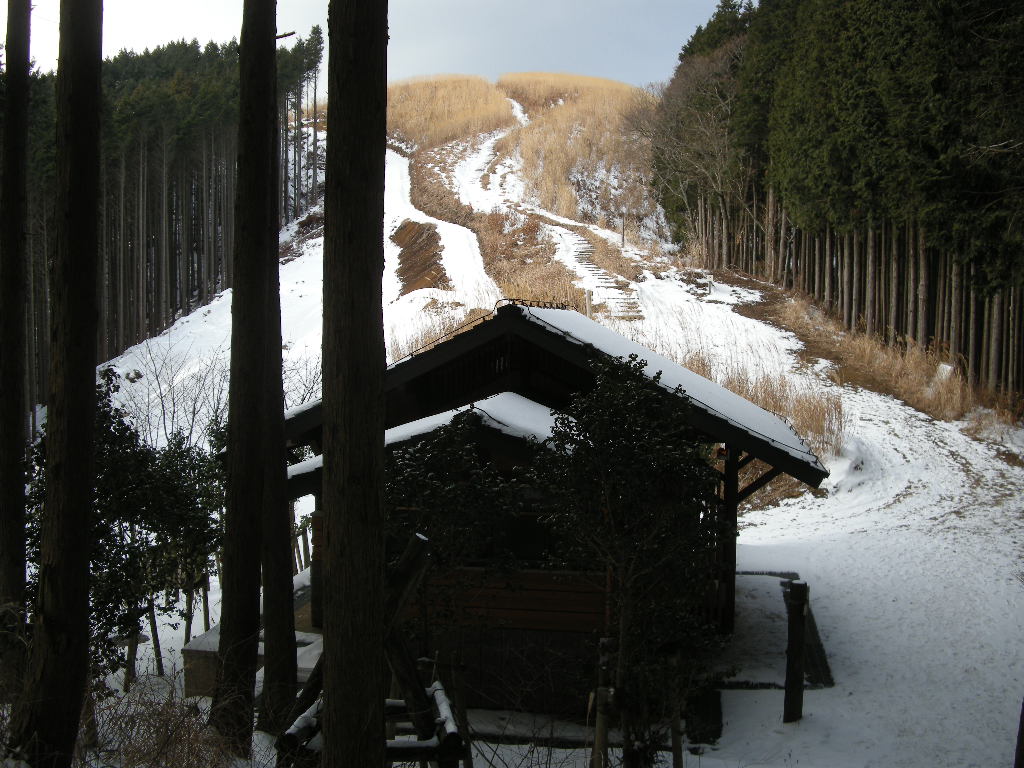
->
[495,73,661,235]
[386,75,514,151]
[386,73,666,243]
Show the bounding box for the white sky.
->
[4,0,718,87]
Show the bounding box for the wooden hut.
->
[283,301,828,710]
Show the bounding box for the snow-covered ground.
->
[104,101,1023,768]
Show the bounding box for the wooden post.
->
[591,637,613,768]
[386,673,401,741]
[670,653,684,768]
[202,575,211,632]
[277,534,432,743]
[310,494,323,628]
[720,445,739,633]
[783,580,808,723]
[183,588,194,644]
[385,635,435,740]
[1014,697,1023,768]
[147,598,164,677]
[123,634,139,692]
[671,709,684,768]
[300,526,311,568]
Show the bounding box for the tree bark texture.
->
[321,0,388,766]
[256,71,297,734]
[8,0,102,765]
[207,0,278,756]
[0,0,32,687]
[916,226,929,346]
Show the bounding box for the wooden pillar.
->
[669,651,684,768]
[720,445,739,634]
[311,492,323,629]
[148,599,164,677]
[1014,696,1023,768]
[783,580,808,723]
[592,636,613,768]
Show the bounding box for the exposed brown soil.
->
[997,449,1024,469]
[295,210,324,240]
[390,219,449,294]
[279,211,326,264]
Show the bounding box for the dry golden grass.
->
[490,258,588,312]
[89,678,240,768]
[612,321,846,461]
[497,72,634,117]
[712,363,843,508]
[847,335,972,419]
[407,151,475,226]
[393,73,668,302]
[472,209,554,267]
[494,73,662,238]
[777,296,981,422]
[579,227,643,282]
[387,76,515,151]
[721,369,846,460]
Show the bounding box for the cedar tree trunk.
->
[320,0,388,766]
[8,0,102,765]
[208,0,278,755]
[256,72,297,733]
[0,0,31,688]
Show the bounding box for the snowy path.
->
[543,223,642,319]
[382,148,500,344]
[722,382,1024,768]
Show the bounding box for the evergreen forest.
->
[0,28,324,422]
[649,0,1023,395]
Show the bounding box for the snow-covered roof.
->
[515,305,826,478]
[284,397,320,423]
[288,392,555,482]
[284,303,827,486]
[385,391,556,444]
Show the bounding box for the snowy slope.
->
[104,99,1023,768]
[383,147,500,328]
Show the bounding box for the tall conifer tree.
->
[257,31,296,732]
[7,0,102,765]
[0,0,32,689]
[321,0,388,765]
[208,0,280,754]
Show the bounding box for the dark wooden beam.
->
[720,444,739,634]
[287,465,322,500]
[738,466,784,504]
